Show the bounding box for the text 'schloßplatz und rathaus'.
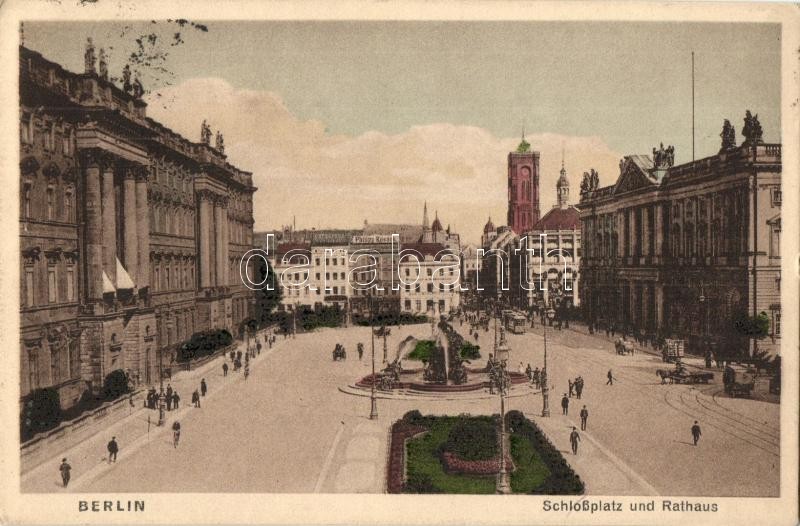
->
[19,43,257,410]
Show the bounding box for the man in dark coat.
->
[59,458,71,487]
[691,421,702,446]
[172,391,180,410]
[580,405,589,431]
[107,436,119,463]
[200,378,207,397]
[561,394,569,415]
[570,427,581,454]
[223,362,228,376]
[606,369,614,385]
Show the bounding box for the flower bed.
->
[441,451,514,475]
[387,420,427,493]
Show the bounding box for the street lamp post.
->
[383,326,388,363]
[369,292,378,420]
[157,347,165,426]
[541,305,556,418]
[493,358,512,494]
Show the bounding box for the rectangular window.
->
[772,188,782,206]
[48,267,57,303]
[28,349,40,391]
[23,184,32,219]
[68,340,79,379]
[46,188,55,221]
[66,267,75,302]
[427,283,433,293]
[51,348,61,385]
[25,267,34,307]
[64,190,73,222]
[415,300,421,311]
[774,311,781,336]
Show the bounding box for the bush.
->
[444,417,497,461]
[460,342,481,360]
[407,340,436,361]
[403,410,424,425]
[177,329,233,362]
[103,369,130,400]
[20,388,62,441]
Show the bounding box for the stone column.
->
[123,166,138,283]
[214,200,226,287]
[654,203,664,260]
[83,152,103,300]
[135,167,150,289]
[655,283,664,331]
[198,191,213,288]
[101,158,117,286]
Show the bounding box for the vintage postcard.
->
[0,1,797,525]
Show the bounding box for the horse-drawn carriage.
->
[614,338,635,355]
[656,361,714,384]
[332,344,346,361]
[723,365,756,398]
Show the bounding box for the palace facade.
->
[578,116,781,356]
[20,43,256,410]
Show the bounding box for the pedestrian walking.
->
[107,436,119,463]
[580,405,589,431]
[172,391,180,409]
[172,421,181,448]
[525,363,532,382]
[570,426,581,454]
[568,379,574,397]
[59,458,71,487]
[201,378,207,397]
[561,394,569,415]
[192,390,201,408]
[606,369,614,385]
[223,362,228,376]
[230,350,235,362]
[357,343,364,360]
[575,376,584,399]
[691,421,702,446]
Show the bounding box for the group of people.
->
[145,385,180,412]
[568,376,585,399]
[521,362,546,389]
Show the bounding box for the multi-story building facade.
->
[513,161,581,311]
[19,43,256,410]
[398,243,461,315]
[579,117,781,356]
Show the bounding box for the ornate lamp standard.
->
[369,291,378,420]
[541,304,556,418]
[490,354,512,494]
[383,325,388,363]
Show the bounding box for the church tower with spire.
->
[557,147,570,208]
[507,129,540,235]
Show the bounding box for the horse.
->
[656,369,674,384]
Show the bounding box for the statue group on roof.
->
[742,110,763,145]
[720,119,737,151]
[579,168,600,196]
[200,120,212,145]
[652,143,675,169]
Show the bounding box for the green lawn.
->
[404,416,550,494]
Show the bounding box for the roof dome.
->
[483,216,495,233]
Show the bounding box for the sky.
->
[23,21,781,243]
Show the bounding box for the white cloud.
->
[146,78,623,243]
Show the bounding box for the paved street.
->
[25,322,779,496]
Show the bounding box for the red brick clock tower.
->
[507,134,540,235]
